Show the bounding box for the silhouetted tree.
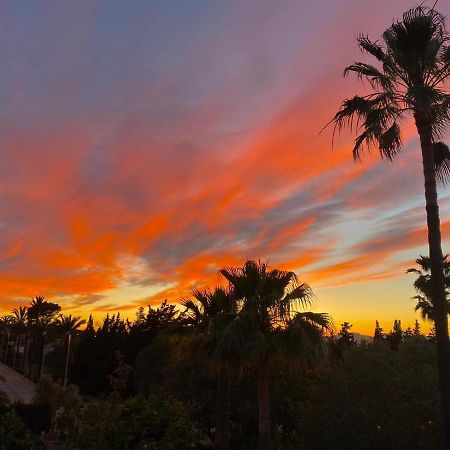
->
[84,315,95,338]
[329,6,450,437]
[388,320,403,351]
[27,296,61,379]
[11,306,27,369]
[338,322,355,347]
[404,327,413,338]
[413,319,422,337]
[221,260,332,450]
[54,315,86,386]
[182,287,237,450]
[373,321,385,341]
[407,255,450,320]
[71,313,129,395]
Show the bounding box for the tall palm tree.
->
[329,6,450,438]
[54,314,86,387]
[407,255,450,320]
[181,287,237,450]
[11,306,27,368]
[220,260,332,450]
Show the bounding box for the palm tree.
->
[54,314,86,387]
[11,306,27,369]
[407,255,450,320]
[0,315,13,364]
[27,296,61,379]
[329,6,450,438]
[220,260,332,450]
[181,287,237,450]
[54,314,86,335]
[28,296,61,330]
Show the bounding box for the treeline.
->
[0,259,446,449]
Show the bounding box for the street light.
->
[39,331,47,378]
[22,333,30,374]
[63,331,71,389]
[4,332,10,365]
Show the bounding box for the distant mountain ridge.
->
[353,333,371,343]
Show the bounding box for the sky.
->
[0,0,449,334]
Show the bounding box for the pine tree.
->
[388,320,403,351]
[338,322,355,347]
[373,320,384,341]
[85,315,95,338]
[404,327,413,338]
[413,320,422,337]
[135,306,145,324]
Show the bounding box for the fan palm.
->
[220,260,332,450]
[329,6,450,438]
[181,287,237,450]
[54,314,86,334]
[407,255,450,320]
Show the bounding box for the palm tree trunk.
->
[416,114,450,446]
[258,357,271,450]
[215,363,231,450]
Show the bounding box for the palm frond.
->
[433,141,450,185]
[378,122,402,160]
[356,35,388,62]
[344,62,393,90]
[330,96,373,135]
[295,312,334,332]
[273,312,332,364]
[282,283,314,313]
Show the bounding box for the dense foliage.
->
[0,290,446,449]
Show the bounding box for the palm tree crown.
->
[330,5,450,173]
[54,314,86,334]
[407,255,450,320]
[219,260,330,365]
[28,295,61,331]
[181,287,237,361]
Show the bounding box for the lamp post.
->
[0,332,4,362]
[63,332,71,389]
[22,333,29,374]
[12,333,18,368]
[4,332,10,365]
[39,331,47,378]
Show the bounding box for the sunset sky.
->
[1,0,450,334]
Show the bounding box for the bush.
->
[273,339,444,449]
[59,391,206,449]
[0,410,43,449]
